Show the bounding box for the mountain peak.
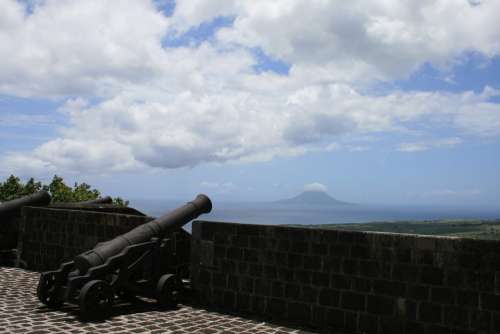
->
[276,190,352,206]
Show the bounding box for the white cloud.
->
[214,0,500,82]
[455,103,500,137]
[2,84,500,173]
[0,0,168,98]
[304,182,328,193]
[1,0,500,174]
[397,137,463,152]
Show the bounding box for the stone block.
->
[263,265,277,279]
[277,267,293,282]
[291,241,309,253]
[248,263,262,276]
[330,273,351,289]
[240,276,254,293]
[352,277,371,292]
[232,235,249,248]
[212,272,227,288]
[421,266,444,286]
[392,263,419,282]
[342,258,358,275]
[318,288,340,307]
[267,298,287,319]
[405,321,426,334]
[379,317,405,334]
[285,283,300,299]
[295,270,312,285]
[312,271,329,287]
[301,286,318,303]
[358,314,378,334]
[304,255,322,271]
[287,253,303,269]
[373,279,406,297]
[345,311,358,332]
[470,310,490,331]
[243,249,258,262]
[287,302,311,324]
[367,295,395,316]
[325,308,345,329]
[271,281,284,298]
[456,289,478,308]
[358,260,380,278]
[323,256,342,272]
[444,269,465,288]
[329,243,349,257]
[443,306,470,328]
[482,293,500,311]
[341,291,365,311]
[419,302,442,324]
[311,305,327,328]
[236,293,251,311]
[311,243,328,255]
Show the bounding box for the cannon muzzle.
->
[0,190,51,218]
[74,194,212,274]
[71,196,113,205]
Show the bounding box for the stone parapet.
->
[191,221,500,333]
[19,206,190,273]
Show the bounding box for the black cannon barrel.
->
[74,194,212,273]
[76,196,113,205]
[0,191,51,218]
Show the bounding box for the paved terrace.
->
[0,267,320,334]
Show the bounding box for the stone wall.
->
[0,215,19,250]
[191,221,500,334]
[0,215,20,266]
[19,206,191,273]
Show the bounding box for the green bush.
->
[0,174,128,206]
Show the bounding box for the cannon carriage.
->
[37,194,212,319]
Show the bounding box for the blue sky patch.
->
[251,48,291,75]
[153,0,176,17]
[163,16,234,48]
[396,53,500,94]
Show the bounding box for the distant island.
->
[285,219,500,240]
[275,189,353,206]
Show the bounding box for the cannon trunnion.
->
[37,194,212,319]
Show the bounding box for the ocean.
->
[129,199,500,232]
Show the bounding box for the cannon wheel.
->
[156,274,182,309]
[79,280,114,319]
[37,273,63,308]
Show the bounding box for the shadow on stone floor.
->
[181,302,336,334]
[1,268,325,333]
[34,298,181,323]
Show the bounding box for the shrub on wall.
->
[0,174,128,206]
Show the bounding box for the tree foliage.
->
[0,175,128,206]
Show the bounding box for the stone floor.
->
[0,267,319,334]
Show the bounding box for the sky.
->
[0,0,499,207]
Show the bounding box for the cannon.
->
[0,190,51,219]
[52,196,113,206]
[37,194,212,319]
[1,191,51,266]
[77,196,113,205]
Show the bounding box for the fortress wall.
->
[0,215,20,250]
[191,221,500,334]
[19,207,191,272]
[0,215,20,265]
